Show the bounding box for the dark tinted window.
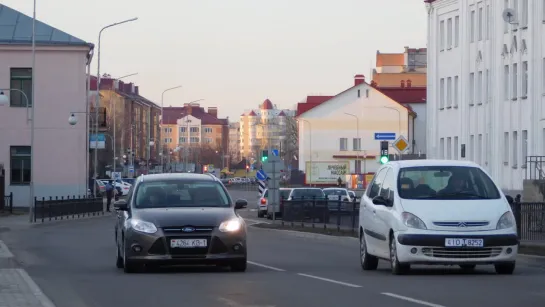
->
[291,189,325,199]
[323,189,348,196]
[380,169,395,201]
[367,169,387,198]
[280,189,292,199]
[397,166,501,200]
[134,179,231,208]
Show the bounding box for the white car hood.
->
[399,198,511,231]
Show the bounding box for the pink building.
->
[0,4,94,207]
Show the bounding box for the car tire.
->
[494,262,516,275]
[116,245,124,269]
[360,233,378,270]
[389,234,410,275]
[258,210,264,218]
[459,264,476,271]
[230,259,247,272]
[266,213,272,220]
[122,243,140,273]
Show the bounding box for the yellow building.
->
[372,46,427,88]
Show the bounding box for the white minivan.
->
[358,160,518,275]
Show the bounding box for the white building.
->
[426,0,545,193]
[297,75,415,185]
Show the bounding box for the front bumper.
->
[124,227,247,265]
[395,232,519,265]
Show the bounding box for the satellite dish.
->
[502,8,518,24]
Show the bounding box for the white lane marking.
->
[244,218,270,225]
[217,297,276,307]
[296,273,362,288]
[247,261,286,272]
[0,240,14,258]
[17,268,57,307]
[381,292,446,307]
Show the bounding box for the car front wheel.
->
[494,262,515,275]
[390,235,410,275]
[360,233,378,270]
[230,259,247,272]
[122,243,140,273]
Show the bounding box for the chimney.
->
[117,80,124,91]
[354,74,365,86]
[400,80,405,88]
[407,79,412,88]
[186,104,192,115]
[134,86,139,95]
[208,107,218,118]
[130,83,135,94]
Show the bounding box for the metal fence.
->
[1,192,13,214]
[277,196,360,233]
[33,195,104,223]
[512,202,545,241]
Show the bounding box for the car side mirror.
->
[372,196,391,207]
[114,200,128,211]
[235,199,247,209]
[505,195,514,205]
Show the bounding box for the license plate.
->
[170,239,207,248]
[445,238,484,247]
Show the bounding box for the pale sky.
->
[3,0,427,120]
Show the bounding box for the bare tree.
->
[282,115,298,169]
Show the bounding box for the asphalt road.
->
[0,188,543,307]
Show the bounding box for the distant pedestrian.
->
[105,180,114,212]
[337,177,343,187]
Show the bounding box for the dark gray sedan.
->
[114,173,248,273]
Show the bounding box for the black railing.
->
[276,196,360,233]
[511,202,545,242]
[33,195,104,223]
[1,192,13,214]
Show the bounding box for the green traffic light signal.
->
[380,156,389,164]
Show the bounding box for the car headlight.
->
[496,211,515,230]
[401,212,427,230]
[219,219,242,232]
[129,219,157,234]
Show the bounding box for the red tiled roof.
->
[278,110,286,116]
[377,87,426,104]
[248,110,257,116]
[261,99,273,109]
[162,106,227,125]
[296,96,333,116]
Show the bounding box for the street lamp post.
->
[160,85,183,171]
[344,112,360,174]
[94,17,138,196]
[298,119,312,186]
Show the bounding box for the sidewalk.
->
[0,240,56,307]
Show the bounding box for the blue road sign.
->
[272,149,279,156]
[374,132,396,140]
[256,169,267,181]
[128,166,135,173]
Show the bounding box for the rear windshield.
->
[397,166,501,200]
[134,179,231,208]
[265,189,292,199]
[323,189,347,196]
[291,189,325,199]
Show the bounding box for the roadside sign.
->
[128,166,134,173]
[393,135,410,153]
[256,169,267,181]
[272,149,279,156]
[374,132,396,140]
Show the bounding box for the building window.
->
[522,61,528,97]
[164,127,172,133]
[353,138,361,151]
[340,138,348,151]
[522,130,528,167]
[522,0,528,27]
[9,68,33,107]
[512,131,518,167]
[204,127,213,133]
[190,137,200,143]
[10,146,31,185]
[469,73,475,104]
[485,70,489,103]
[179,127,186,133]
[447,137,452,159]
[204,138,213,144]
[357,89,360,98]
[512,63,518,99]
[440,138,445,159]
[478,134,483,165]
[440,20,445,50]
[478,7,483,41]
[355,160,362,174]
[454,137,459,159]
[504,0,509,33]
[504,132,509,164]
[179,137,186,143]
[504,65,510,100]
[477,71,483,104]
[454,16,459,47]
[190,127,199,133]
[365,89,369,97]
[486,5,490,39]
[447,77,452,107]
[454,76,459,107]
[469,135,475,161]
[440,78,445,108]
[470,10,475,42]
[447,18,453,48]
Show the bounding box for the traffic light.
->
[246,165,250,172]
[203,165,208,172]
[261,150,268,162]
[380,141,389,164]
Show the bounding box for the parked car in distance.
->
[263,188,292,219]
[359,159,519,275]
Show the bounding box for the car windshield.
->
[397,166,501,200]
[134,179,231,208]
[280,189,292,199]
[291,189,325,199]
[323,189,347,196]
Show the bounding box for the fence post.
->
[9,192,13,214]
[337,195,341,232]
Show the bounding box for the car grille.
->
[421,247,502,259]
[162,226,214,235]
[432,221,490,227]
